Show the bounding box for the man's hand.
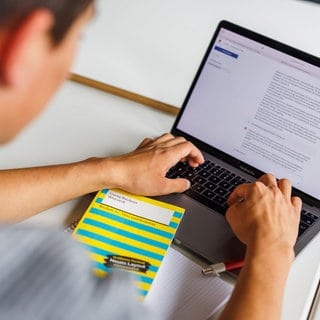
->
[104,133,204,196]
[226,173,302,258]
[219,174,302,320]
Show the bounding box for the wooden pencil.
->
[70,73,180,116]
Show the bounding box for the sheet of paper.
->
[144,247,233,320]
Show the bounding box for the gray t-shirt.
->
[0,227,153,319]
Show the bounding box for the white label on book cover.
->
[102,190,174,225]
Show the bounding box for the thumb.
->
[161,178,191,195]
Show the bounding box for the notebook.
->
[157,20,320,268]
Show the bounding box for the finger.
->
[225,206,238,227]
[153,133,175,144]
[160,178,191,195]
[179,157,202,167]
[137,134,179,150]
[136,137,153,149]
[277,178,292,201]
[227,184,249,206]
[171,141,204,167]
[156,136,187,148]
[291,196,302,212]
[258,173,277,188]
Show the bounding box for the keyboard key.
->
[166,171,177,178]
[191,184,205,194]
[306,212,318,220]
[298,222,309,237]
[182,171,196,180]
[219,181,232,190]
[210,166,224,176]
[301,213,315,226]
[225,191,232,199]
[204,182,217,190]
[194,176,206,184]
[230,177,243,186]
[198,170,211,178]
[220,173,235,181]
[213,195,227,205]
[193,166,203,173]
[209,176,221,184]
[215,187,228,197]
[201,160,214,170]
[203,190,215,199]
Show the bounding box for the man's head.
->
[0,0,94,143]
[0,0,94,45]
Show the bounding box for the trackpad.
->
[158,194,246,263]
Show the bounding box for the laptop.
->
[158,20,320,266]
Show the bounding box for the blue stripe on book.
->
[84,244,107,257]
[139,275,154,284]
[169,222,178,228]
[89,207,174,239]
[96,198,103,204]
[93,261,110,273]
[173,211,183,219]
[83,218,168,249]
[139,289,148,297]
[77,229,164,261]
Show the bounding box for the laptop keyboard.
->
[166,160,318,237]
[299,210,318,237]
[166,160,249,215]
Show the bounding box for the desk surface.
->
[0,81,319,320]
[73,0,320,107]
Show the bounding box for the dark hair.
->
[0,0,94,44]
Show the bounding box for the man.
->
[0,1,302,319]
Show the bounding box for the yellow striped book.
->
[73,189,185,299]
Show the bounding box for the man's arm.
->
[219,174,302,320]
[0,133,204,223]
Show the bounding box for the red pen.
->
[202,259,244,276]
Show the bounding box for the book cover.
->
[73,188,184,299]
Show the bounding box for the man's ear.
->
[1,9,54,87]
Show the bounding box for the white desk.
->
[0,81,319,319]
[0,80,174,228]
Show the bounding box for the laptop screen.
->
[175,22,320,200]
